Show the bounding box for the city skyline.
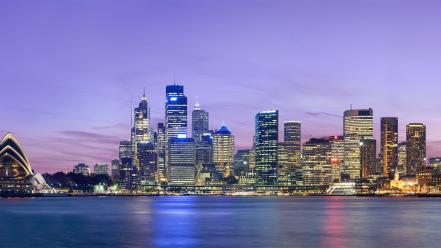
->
[2,0,441,173]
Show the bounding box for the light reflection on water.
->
[1,197,441,247]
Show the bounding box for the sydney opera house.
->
[0,133,50,195]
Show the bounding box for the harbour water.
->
[1,196,440,248]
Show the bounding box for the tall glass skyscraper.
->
[165,84,188,182]
[119,140,132,190]
[255,110,278,185]
[380,117,398,178]
[343,108,373,180]
[406,123,426,174]
[156,123,166,183]
[168,137,196,185]
[192,100,209,142]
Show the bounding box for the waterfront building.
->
[406,123,426,174]
[277,142,291,186]
[283,121,302,168]
[329,135,344,183]
[156,123,167,183]
[195,134,213,175]
[302,138,332,186]
[132,91,154,172]
[192,100,209,142]
[255,110,278,185]
[136,142,157,185]
[212,123,235,177]
[111,159,120,179]
[0,133,49,194]
[429,157,441,168]
[380,117,398,178]
[119,140,132,190]
[343,108,373,180]
[234,149,251,176]
[397,142,407,175]
[93,163,109,175]
[73,163,90,176]
[168,137,196,185]
[360,138,377,178]
[165,84,188,181]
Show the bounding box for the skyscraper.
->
[302,138,332,186]
[360,138,377,178]
[168,137,196,185]
[255,110,278,185]
[397,142,407,175]
[406,123,426,174]
[137,142,157,185]
[132,91,154,169]
[329,135,344,183]
[380,117,398,177]
[280,121,302,185]
[343,108,373,180]
[119,140,132,190]
[212,123,235,177]
[156,123,166,183]
[165,84,188,182]
[192,100,209,142]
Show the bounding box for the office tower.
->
[195,134,213,167]
[277,142,290,186]
[93,164,109,175]
[192,100,209,142]
[168,137,196,185]
[255,110,278,185]
[380,117,398,177]
[212,123,235,177]
[165,84,188,181]
[397,142,406,175]
[73,163,90,176]
[111,159,120,179]
[132,91,154,170]
[234,149,251,176]
[343,108,373,180]
[429,158,441,168]
[136,142,157,185]
[302,138,332,186]
[284,121,302,168]
[119,140,132,190]
[406,123,426,174]
[156,123,166,183]
[329,135,344,183]
[360,138,377,178]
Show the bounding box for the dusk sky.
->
[1,0,441,173]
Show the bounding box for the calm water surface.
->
[0,196,440,247]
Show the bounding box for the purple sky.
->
[1,0,441,173]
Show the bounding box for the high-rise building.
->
[380,117,398,178]
[360,138,377,178]
[73,163,90,176]
[119,140,132,190]
[195,134,213,168]
[302,138,332,186]
[111,159,120,179]
[137,142,157,185]
[168,137,196,185]
[255,110,278,185]
[343,108,373,180]
[406,123,426,174]
[277,142,290,186]
[397,142,407,175]
[165,84,188,182]
[212,123,235,177]
[192,100,209,142]
[156,123,166,183]
[329,135,344,183]
[234,149,251,176]
[284,121,302,167]
[93,163,109,175]
[132,91,154,169]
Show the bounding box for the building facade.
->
[380,117,398,178]
[93,163,109,175]
[343,108,373,180]
[212,123,235,177]
[302,138,332,186]
[192,100,209,142]
[255,110,278,185]
[360,138,377,178]
[406,123,426,174]
[168,137,196,185]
